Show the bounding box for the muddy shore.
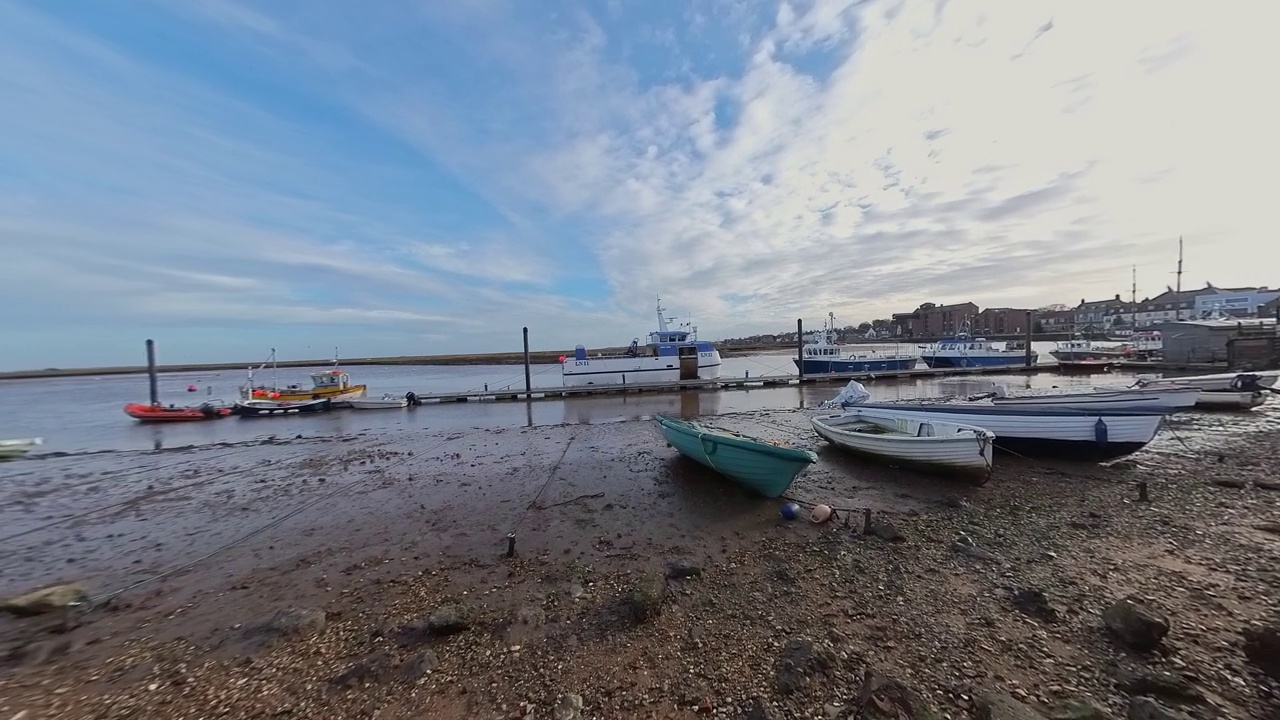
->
[2,404,1280,719]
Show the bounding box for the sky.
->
[1,0,1277,369]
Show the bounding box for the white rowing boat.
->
[0,437,43,460]
[1133,371,1278,393]
[811,408,994,478]
[990,386,1199,413]
[1194,390,1269,410]
[349,394,410,410]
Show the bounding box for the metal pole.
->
[522,327,532,394]
[145,339,159,406]
[1024,311,1033,367]
[796,319,805,379]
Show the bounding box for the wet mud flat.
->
[1,406,1280,719]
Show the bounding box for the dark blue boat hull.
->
[794,357,917,374]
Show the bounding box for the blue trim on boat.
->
[794,357,916,374]
[920,355,1032,369]
[564,363,723,377]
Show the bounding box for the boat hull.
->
[1135,371,1279,393]
[247,385,367,403]
[849,403,1163,461]
[0,437,43,460]
[349,397,409,409]
[920,354,1035,369]
[1049,350,1128,362]
[564,354,722,387]
[991,387,1199,413]
[810,410,993,476]
[1195,390,1268,410]
[794,356,917,374]
[655,415,816,498]
[233,398,332,417]
[123,403,231,422]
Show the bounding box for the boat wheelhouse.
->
[794,312,917,374]
[919,324,1037,369]
[562,299,722,386]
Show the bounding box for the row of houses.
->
[889,284,1279,338]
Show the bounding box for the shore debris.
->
[1,583,87,616]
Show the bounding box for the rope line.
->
[513,433,578,534]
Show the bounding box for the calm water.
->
[0,343,1125,456]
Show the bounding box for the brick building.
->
[974,308,1032,336]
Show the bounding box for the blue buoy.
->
[780,502,802,520]
[1094,417,1108,448]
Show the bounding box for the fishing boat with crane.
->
[241,348,368,405]
[794,312,918,374]
[562,298,722,386]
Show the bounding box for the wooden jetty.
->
[412,364,1043,404]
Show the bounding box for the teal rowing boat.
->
[654,414,819,498]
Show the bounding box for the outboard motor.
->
[405,391,419,407]
[1230,373,1264,392]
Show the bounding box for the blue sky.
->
[1,0,1276,369]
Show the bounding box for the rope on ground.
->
[534,492,604,510]
[512,433,577,534]
[73,434,460,611]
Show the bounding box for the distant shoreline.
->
[0,334,1078,381]
[0,344,788,380]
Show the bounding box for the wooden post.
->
[796,319,805,379]
[522,327,532,394]
[862,508,872,534]
[1138,481,1149,502]
[145,339,159,406]
[1024,311,1034,367]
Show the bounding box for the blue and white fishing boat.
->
[919,323,1037,369]
[562,298,722,386]
[794,312,918,374]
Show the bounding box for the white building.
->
[1193,285,1278,318]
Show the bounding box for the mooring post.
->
[862,508,872,534]
[1024,311,1034,367]
[796,319,805,380]
[145,339,159,406]
[522,327,532,394]
[506,532,516,558]
[1138,481,1149,502]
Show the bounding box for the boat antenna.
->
[1130,265,1137,330]
[271,348,277,391]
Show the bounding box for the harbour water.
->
[4,343,1101,456]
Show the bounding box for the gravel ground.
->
[2,401,1279,719]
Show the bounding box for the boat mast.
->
[1130,265,1137,330]
[1174,236,1184,321]
[656,295,668,332]
[271,347,277,391]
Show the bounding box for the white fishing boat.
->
[1194,390,1269,410]
[1132,370,1278,393]
[919,322,1036,369]
[0,437,43,460]
[811,408,994,478]
[823,381,1162,460]
[988,385,1199,413]
[562,298,722,386]
[1050,338,1129,362]
[349,394,410,410]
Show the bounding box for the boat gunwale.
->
[654,414,818,464]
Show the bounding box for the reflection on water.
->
[0,358,1233,456]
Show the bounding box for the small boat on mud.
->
[123,402,231,422]
[844,402,1163,460]
[0,438,43,460]
[1194,390,1270,410]
[654,414,817,498]
[1132,371,1279,393]
[988,386,1199,413]
[232,398,332,418]
[810,408,994,479]
[349,394,410,410]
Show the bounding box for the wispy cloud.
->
[1,0,1277,369]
